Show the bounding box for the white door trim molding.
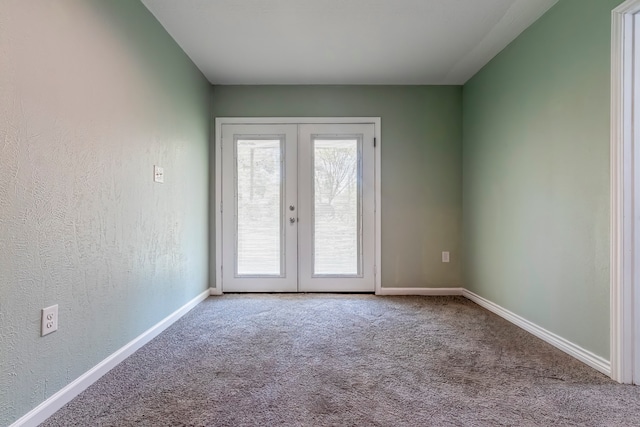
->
[214,117,382,294]
[611,0,640,384]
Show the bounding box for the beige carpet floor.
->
[42,295,640,426]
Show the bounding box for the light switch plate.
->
[442,251,450,263]
[154,165,164,183]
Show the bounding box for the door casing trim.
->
[214,117,382,294]
[611,0,640,383]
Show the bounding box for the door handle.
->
[289,217,296,224]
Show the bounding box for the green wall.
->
[0,1,210,424]
[1,0,625,423]
[462,0,622,359]
[212,86,463,288]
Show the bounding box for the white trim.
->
[10,289,210,427]
[210,286,223,296]
[376,287,464,296]
[463,290,611,377]
[374,121,382,296]
[615,0,640,15]
[215,119,223,292]
[611,0,640,384]
[214,117,382,294]
[215,117,381,125]
[610,3,626,384]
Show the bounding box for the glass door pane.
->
[313,138,361,276]
[236,139,283,276]
[298,123,375,293]
[221,124,297,293]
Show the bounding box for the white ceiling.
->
[141,0,558,85]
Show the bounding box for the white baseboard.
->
[209,286,222,295]
[10,289,210,427]
[462,289,611,376]
[376,287,464,296]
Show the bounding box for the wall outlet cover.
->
[154,165,164,183]
[41,305,58,336]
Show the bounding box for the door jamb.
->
[214,117,382,295]
[611,0,640,383]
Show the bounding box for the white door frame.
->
[611,0,640,383]
[214,117,382,294]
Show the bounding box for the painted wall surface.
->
[212,85,462,289]
[462,0,622,360]
[0,1,210,424]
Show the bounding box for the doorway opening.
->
[214,118,381,294]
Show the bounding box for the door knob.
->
[289,217,296,224]
[289,205,295,211]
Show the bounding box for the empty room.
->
[3,0,640,425]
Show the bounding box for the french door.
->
[219,121,376,292]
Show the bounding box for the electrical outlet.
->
[154,165,164,183]
[442,251,450,263]
[41,305,58,336]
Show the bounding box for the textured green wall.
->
[0,1,210,424]
[212,86,463,288]
[463,0,622,359]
